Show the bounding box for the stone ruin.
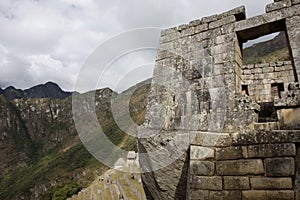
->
[137,0,300,199]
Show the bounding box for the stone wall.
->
[138,0,300,199]
[242,61,295,103]
[189,129,298,199]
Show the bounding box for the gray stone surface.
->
[190,146,215,160]
[248,143,296,158]
[242,190,266,200]
[223,176,250,190]
[266,190,295,200]
[243,190,295,200]
[215,146,247,160]
[292,0,300,5]
[265,157,295,176]
[209,191,241,199]
[190,160,215,176]
[138,2,300,199]
[250,177,293,189]
[190,132,231,147]
[266,0,291,12]
[190,176,222,190]
[216,159,264,175]
[270,130,300,143]
[189,190,209,200]
[232,131,269,145]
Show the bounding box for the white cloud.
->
[0,0,273,92]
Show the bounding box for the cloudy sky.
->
[0,0,273,92]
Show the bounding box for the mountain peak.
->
[2,82,72,100]
[5,86,17,90]
[45,81,59,87]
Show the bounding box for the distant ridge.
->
[243,31,290,64]
[0,82,72,100]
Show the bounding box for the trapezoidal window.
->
[241,85,249,96]
[271,83,284,99]
[237,20,292,65]
[236,20,296,104]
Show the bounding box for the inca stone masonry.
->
[138,0,300,199]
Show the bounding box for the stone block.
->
[214,35,226,45]
[248,143,296,158]
[161,27,177,36]
[160,32,180,43]
[270,130,300,143]
[250,177,293,189]
[189,190,209,200]
[232,131,269,146]
[242,190,266,200]
[218,6,246,20]
[180,27,195,38]
[213,64,225,76]
[195,23,208,34]
[216,159,264,175]
[243,69,251,75]
[265,157,295,176]
[190,160,215,176]
[191,176,222,190]
[209,15,236,29]
[266,190,295,199]
[215,146,247,160]
[223,176,250,190]
[202,14,218,23]
[266,0,292,13]
[209,27,222,37]
[209,191,241,199]
[213,54,224,64]
[263,67,274,73]
[243,190,293,199]
[189,19,202,27]
[178,24,189,31]
[235,11,285,33]
[190,146,215,160]
[245,64,254,69]
[190,131,231,147]
[254,68,263,74]
[221,23,235,34]
[194,31,210,42]
[211,44,226,55]
[292,0,300,4]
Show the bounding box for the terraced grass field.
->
[68,167,146,200]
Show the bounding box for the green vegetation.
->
[243,31,290,64]
[52,182,81,200]
[0,82,150,199]
[243,48,290,64]
[3,98,38,159]
[0,143,104,200]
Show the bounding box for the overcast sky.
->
[0,0,273,92]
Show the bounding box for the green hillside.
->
[243,31,291,64]
[0,82,150,200]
